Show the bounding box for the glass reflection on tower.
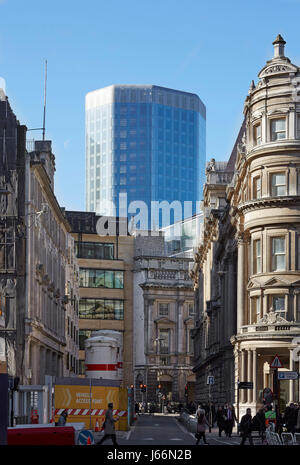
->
[85,85,206,229]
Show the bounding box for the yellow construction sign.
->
[54,384,128,431]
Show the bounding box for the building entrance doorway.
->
[160,381,172,400]
[187,381,195,403]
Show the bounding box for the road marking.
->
[170,438,183,441]
[144,438,154,440]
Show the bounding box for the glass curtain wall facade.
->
[85,85,206,228]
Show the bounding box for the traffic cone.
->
[95,418,100,432]
[87,436,92,445]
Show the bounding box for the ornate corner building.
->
[192,36,300,415]
[133,234,196,403]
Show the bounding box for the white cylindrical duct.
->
[84,335,118,380]
[90,330,123,381]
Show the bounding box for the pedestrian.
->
[265,405,276,430]
[211,402,216,426]
[252,407,266,443]
[96,403,119,446]
[135,402,140,416]
[57,409,68,426]
[216,406,226,437]
[285,403,297,434]
[195,407,211,445]
[224,404,237,438]
[240,408,254,445]
[296,404,300,433]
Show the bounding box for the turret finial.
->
[273,34,286,58]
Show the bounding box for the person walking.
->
[216,406,226,437]
[135,402,140,416]
[240,408,254,445]
[265,405,276,430]
[296,404,300,433]
[96,403,119,446]
[211,402,216,427]
[195,407,211,445]
[252,407,266,443]
[285,403,297,434]
[57,409,68,426]
[224,404,237,438]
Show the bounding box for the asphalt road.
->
[94,414,265,446]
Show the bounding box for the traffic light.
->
[143,384,147,393]
[157,384,161,390]
[184,385,188,397]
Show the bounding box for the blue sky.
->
[0,0,300,209]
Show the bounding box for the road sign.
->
[270,354,284,368]
[278,371,299,380]
[207,376,214,385]
[78,429,95,446]
[238,381,253,389]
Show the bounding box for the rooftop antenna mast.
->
[42,59,47,141]
[27,59,48,137]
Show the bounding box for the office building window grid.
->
[79,298,124,320]
[79,268,124,288]
[85,86,206,225]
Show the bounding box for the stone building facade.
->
[0,92,27,380]
[192,36,300,416]
[24,140,79,385]
[63,232,80,377]
[191,158,237,405]
[133,234,195,403]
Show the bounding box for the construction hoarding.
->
[54,377,128,431]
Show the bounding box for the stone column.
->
[234,348,240,414]
[247,349,252,403]
[237,235,245,333]
[289,349,295,403]
[177,300,184,354]
[289,109,295,140]
[253,349,257,405]
[147,299,155,353]
[299,354,300,403]
[262,111,267,144]
[241,349,246,403]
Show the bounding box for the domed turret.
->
[243,36,300,152]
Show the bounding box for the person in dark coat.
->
[135,402,140,416]
[216,406,226,437]
[224,404,237,438]
[296,404,300,433]
[211,403,216,426]
[57,409,68,426]
[252,407,266,442]
[240,408,254,445]
[96,403,119,445]
[284,403,298,434]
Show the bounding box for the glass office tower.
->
[85,85,206,228]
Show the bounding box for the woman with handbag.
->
[195,407,211,445]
